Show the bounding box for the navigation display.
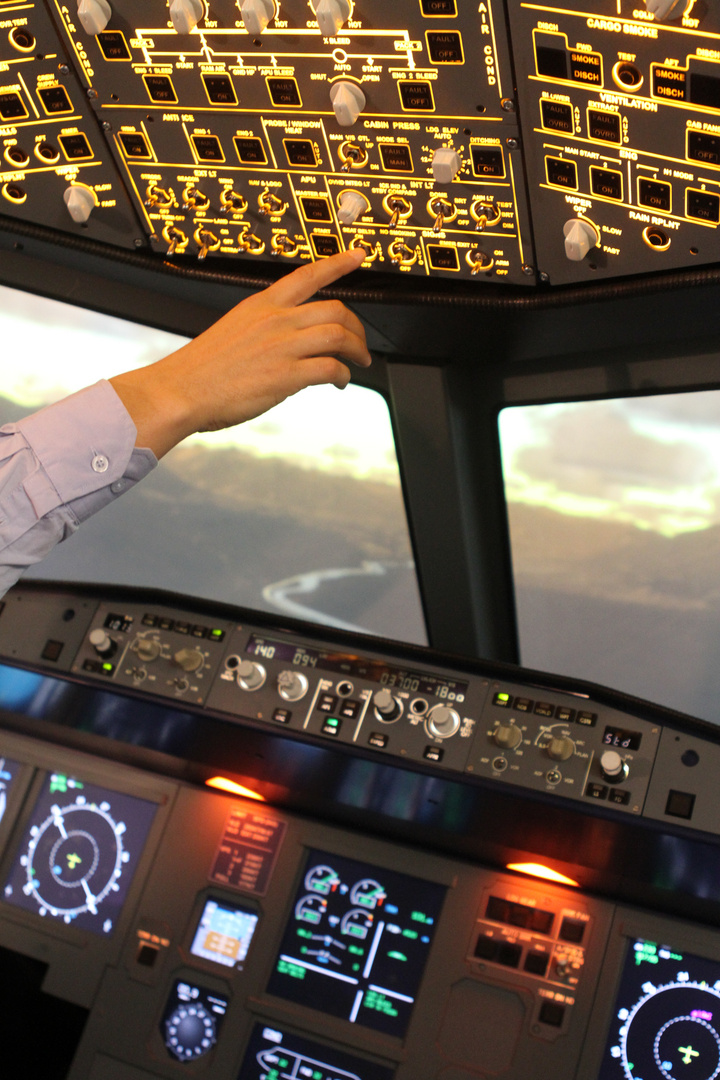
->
[190,896,259,969]
[598,937,720,1079]
[3,772,157,935]
[237,1023,395,1080]
[266,849,446,1038]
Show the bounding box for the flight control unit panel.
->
[2,0,720,285]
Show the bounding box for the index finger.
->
[266,248,366,307]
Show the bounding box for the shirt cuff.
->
[17,379,157,507]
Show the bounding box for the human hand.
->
[110,247,370,458]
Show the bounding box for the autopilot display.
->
[2,771,157,934]
[266,849,446,1037]
[598,937,720,1080]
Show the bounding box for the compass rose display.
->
[3,773,157,935]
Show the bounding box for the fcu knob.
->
[330,81,366,126]
[432,147,462,184]
[493,721,522,750]
[547,735,575,762]
[240,0,275,35]
[134,638,161,663]
[373,688,402,722]
[173,647,204,673]
[600,749,629,782]
[89,628,117,659]
[313,0,351,35]
[277,670,309,702]
[425,705,461,739]
[63,184,95,223]
[77,0,111,35]
[236,659,266,691]
[563,218,599,261]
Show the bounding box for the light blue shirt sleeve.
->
[0,380,157,598]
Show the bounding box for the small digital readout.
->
[602,726,642,752]
[3,772,157,935]
[237,1023,395,1080]
[598,938,720,1080]
[266,849,446,1038]
[246,635,468,703]
[190,897,259,968]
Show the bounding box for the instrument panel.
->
[4,0,720,286]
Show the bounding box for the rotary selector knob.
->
[425,705,461,740]
[135,638,161,663]
[77,0,111,35]
[89,628,117,659]
[240,0,275,35]
[373,688,402,723]
[330,81,366,126]
[236,660,266,691]
[313,0,351,35]
[338,190,368,225]
[546,735,575,762]
[493,721,522,750]
[169,0,203,33]
[63,185,95,223]
[432,147,462,184]
[645,0,686,19]
[600,749,629,782]
[563,218,599,261]
[277,670,309,702]
[173,647,204,673]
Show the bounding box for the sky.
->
[499,393,720,537]
[0,282,399,484]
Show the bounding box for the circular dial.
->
[547,735,576,762]
[173,647,204,673]
[18,797,130,923]
[600,749,629,782]
[165,1001,217,1061]
[89,628,117,658]
[134,637,161,663]
[236,660,266,691]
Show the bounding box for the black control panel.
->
[4,0,720,285]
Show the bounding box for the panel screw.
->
[506,137,519,150]
[87,88,98,99]
[134,238,145,248]
[538,271,550,283]
[58,64,69,75]
[101,120,112,131]
[501,98,516,112]
[522,264,535,276]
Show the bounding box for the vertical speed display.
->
[266,849,446,1038]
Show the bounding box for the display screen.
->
[237,1023,395,1080]
[0,756,20,827]
[602,727,642,752]
[189,896,259,968]
[246,636,468,703]
[598,937,720,1079]
[266,849,446,1038]
[3,772,157,934]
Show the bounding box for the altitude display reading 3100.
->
[266,849,446,1038]
[599,938,720,1080]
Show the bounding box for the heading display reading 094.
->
[266,849,446,1038]
[246,636,469,702]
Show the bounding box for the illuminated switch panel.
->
[46,0,536,283]
[0,0,143,245]
[508,0,720,284]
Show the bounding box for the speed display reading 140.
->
[599,937,720,1080]
[266,849,446,1038]
[3,773,157,935]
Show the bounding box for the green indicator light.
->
[326,717,339,727]
[497,692,510,702]
[102,662,113,672]
[352,963,360,971]
[388,951,407,961]
[402,929,419,939]
[50,774,68,793]
[348,945,364,955]
[211,628,223,638]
